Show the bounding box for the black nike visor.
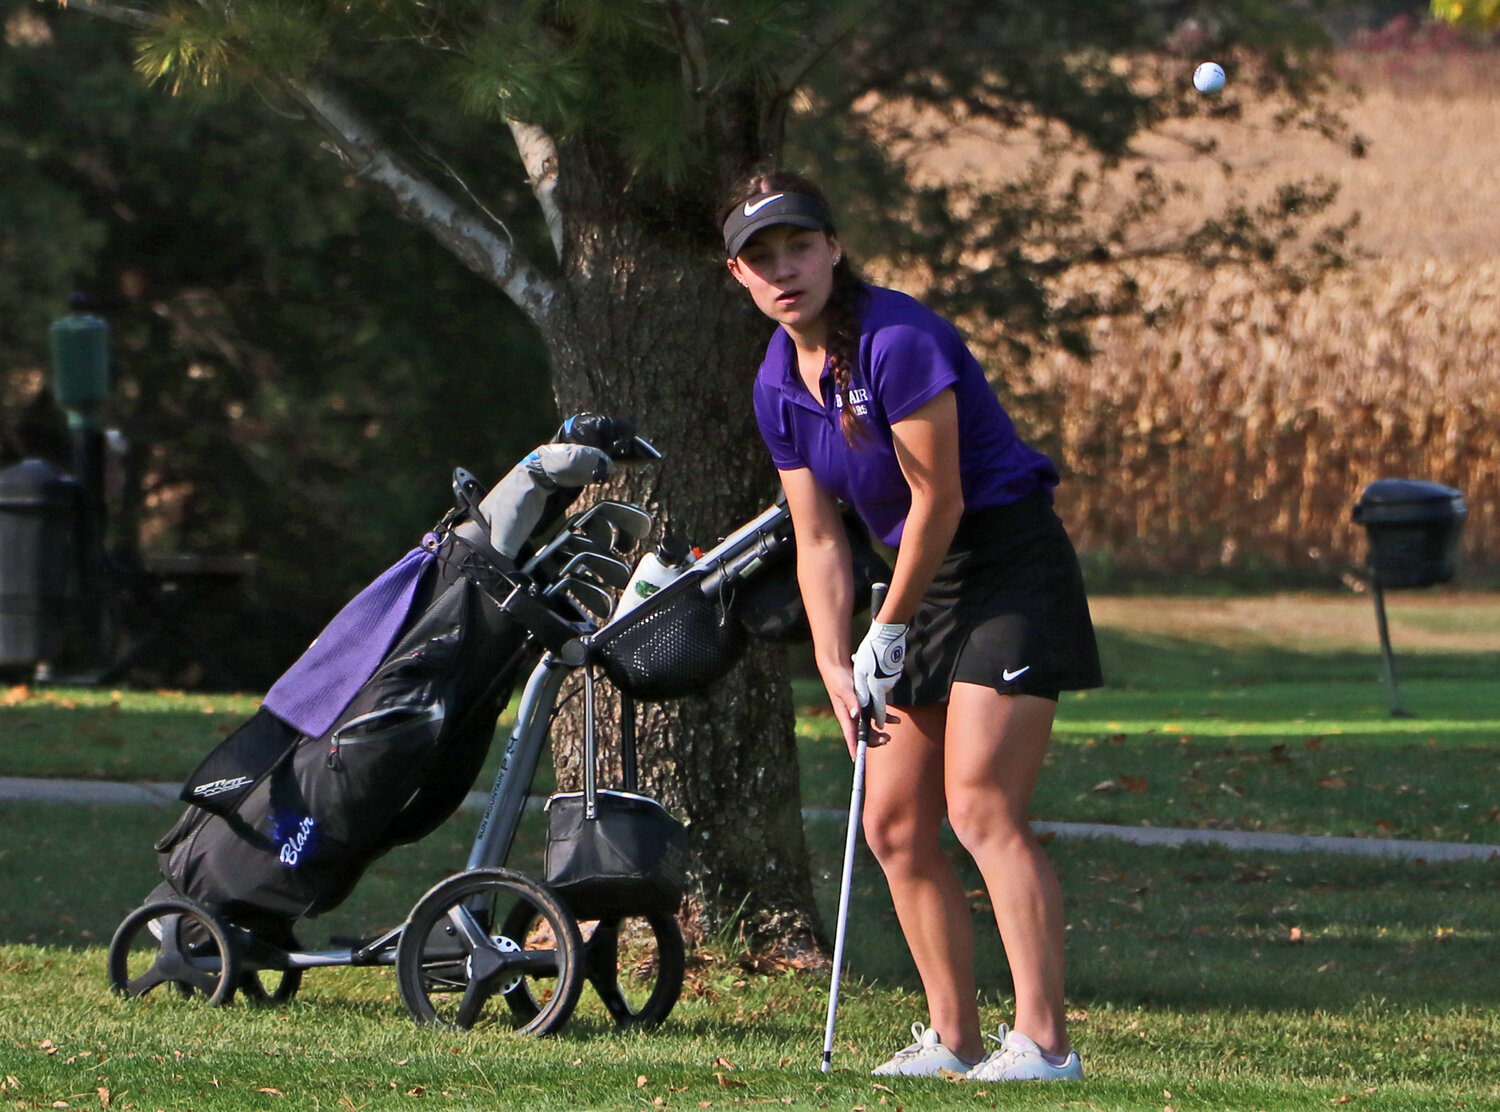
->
[723,192,833,258]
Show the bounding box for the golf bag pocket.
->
[178,707,302,819]
[545,790,688,920]
[730,510,890,644]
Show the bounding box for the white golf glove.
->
[852,620,907,728]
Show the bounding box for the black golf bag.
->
[150,415,655,932]
[154,564,532,927]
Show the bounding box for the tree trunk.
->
[538,142,825,957]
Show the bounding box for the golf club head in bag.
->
[555,412,662,463]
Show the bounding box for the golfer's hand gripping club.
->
[852,601,906,729]
[822,582,889,1073]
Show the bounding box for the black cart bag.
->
[155,563,534,925]
[151,414,658,929]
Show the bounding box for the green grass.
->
[2,800,1499,1110]
[1,596,1498,1108]
[797,674,1500,843]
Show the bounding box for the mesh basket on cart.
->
[591,571,747,700]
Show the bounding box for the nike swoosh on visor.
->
[743,194,785,217]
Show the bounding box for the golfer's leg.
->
[943,683,1068,1055]
[862,703,983,1062]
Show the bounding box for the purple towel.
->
[262,547,436,738]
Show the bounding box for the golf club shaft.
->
[821,581,888,1072]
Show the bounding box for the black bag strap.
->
[443,467,521,577]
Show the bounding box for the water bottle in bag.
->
[614,534,694,619]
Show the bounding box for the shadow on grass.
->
[1093,627,1500,689]
[7,795,1498,1022]
[810,834,1500,1015]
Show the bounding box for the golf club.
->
[555,549,633,590]
[821,580,888,1073]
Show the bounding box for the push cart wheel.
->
[106,898,241,1006]
[396,868,583,1036]
[501,905,685,1029]
[238,967,304,1004]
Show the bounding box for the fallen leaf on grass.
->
[1317,775,1350,789]
[257,1088,284,1097]
[714,1056,737,1070]
[1119,774,1149,793]
[1230,862,1278,883]
[872,1084,894,1094]
[637,1076,650,1088]
[715,1074,746,1089]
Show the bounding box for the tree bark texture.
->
[537,138,826,955]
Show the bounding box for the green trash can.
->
[0,459,82,671]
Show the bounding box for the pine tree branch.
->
[507,118,565,262]
[60,0,155,32]
[61,0,562,328]
[282,77,560,329]
[663,1,709,96]
[773,0,891,94]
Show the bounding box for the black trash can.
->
[0,459,82,671]
[1351,478,1467,589]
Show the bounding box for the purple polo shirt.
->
[752,284,1058,547]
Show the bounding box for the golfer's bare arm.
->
[779,466,858,736]
[882,389,964,626]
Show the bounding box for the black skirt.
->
[889,494,1103,706]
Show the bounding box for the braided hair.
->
[722,169,868,446]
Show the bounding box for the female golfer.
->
[723,170,1102,1082]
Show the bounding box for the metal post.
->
[1370,575,1413,718]
[620,691,638,793]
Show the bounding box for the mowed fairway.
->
[2,590,1497,1110]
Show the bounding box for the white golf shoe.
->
[964,1025,1084,1082]
[870,1022,977,1077]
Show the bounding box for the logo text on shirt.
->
[834,387,870,417]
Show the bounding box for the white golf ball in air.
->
[1194,61,1226,94]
